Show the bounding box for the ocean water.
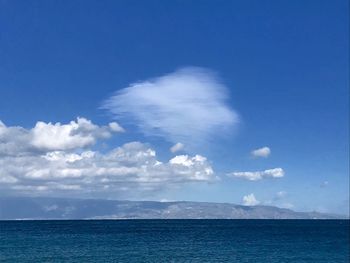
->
[0,220,349,262]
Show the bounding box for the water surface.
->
[0,220,349,262]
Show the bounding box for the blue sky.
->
[0,0,348,214]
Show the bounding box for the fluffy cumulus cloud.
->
[227,168,284,181]
[170,142,184,153]
[0,118,216,197]
[31,118,124,151]
[251,146,271,158]
[0,117,123,155]
[102,67,238,146]
[242,193,260,206]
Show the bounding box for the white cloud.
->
[170,155,195,167]
[170,142,184,153]
[251,146,271,158]
[0,120,33,156]
[102,67,239,146]
[0,118,123,155]
[31,117,120,151]
[108,122,125,132]
[242,193,260,206]
[228,168,284,181]
[0,119,216,197]
[169,155,214,181]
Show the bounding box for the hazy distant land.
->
[0,197,346,220]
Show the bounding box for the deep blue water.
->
[0,220,349,262]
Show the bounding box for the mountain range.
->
[0,197,346,220]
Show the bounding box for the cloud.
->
[0,119,216,197]
[251,147,271,158]
[227,168,284,181]
[102,67,239,146]
[108,122,125,132]
[242,193,260,206]
[0,118,123,155]
[170,142,184,153]
[31,118,123,151]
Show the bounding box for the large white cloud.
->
[102,67,238,146]
[0,118,123,155]
[0,119,216,197]
[227,168,284,181]
[31,118,124,151]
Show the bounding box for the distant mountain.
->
[0,197,346,220]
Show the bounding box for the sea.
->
[0,220,349,262]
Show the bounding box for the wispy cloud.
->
[102,67,239,146]
[251,146,271,158]
[170,142,184,153]
[227,168,284,181]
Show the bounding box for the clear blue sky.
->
[0,0,348,214]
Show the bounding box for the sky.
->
[0,0,348,214]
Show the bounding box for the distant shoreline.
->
[0,196,347,220]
